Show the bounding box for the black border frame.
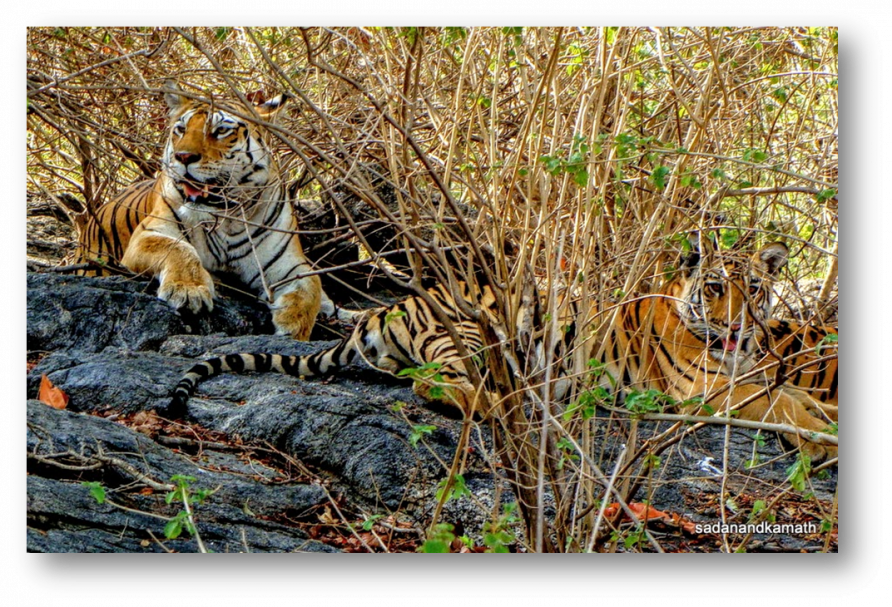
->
[14,12,881,594]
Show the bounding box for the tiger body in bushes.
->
[170,240,837,460]
[595,241,837,460]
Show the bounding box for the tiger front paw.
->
[786,434,837,464]
[158,266,215,314]
[270,280,322,340]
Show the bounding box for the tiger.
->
[597,239,837,461]
[73,81,357,338]
[762,319,838,406]
[168,279,505,420]
[168,239,838,461]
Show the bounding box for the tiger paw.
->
[270,281,322,340]
[801,441,837,464]
[158,267,215,314]
[783,432,837,464]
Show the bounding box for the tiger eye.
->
[704,282,724,296]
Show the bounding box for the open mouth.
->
[708,327,745,353]
[178,180,224,205]
[720,336,738,352]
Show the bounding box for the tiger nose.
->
[175,152,201,166]
[730,323,742,332]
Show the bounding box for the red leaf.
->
[38,374,68,410]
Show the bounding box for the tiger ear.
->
[679,248,701,275]
[753,242,789,276]
[162,80,187,112]
[254,93,290,122]
[678,231,716,275]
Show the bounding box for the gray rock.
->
[27,400,336,553]
[26,272,837,552]
[27,273,272,354]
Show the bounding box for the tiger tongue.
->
[721,337,738,352]
[183,182,205,200]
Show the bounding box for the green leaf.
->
[396,361,442,379]
[644,454,661,470]
[742,149,768,163]
[82,482,106,505]
[362,514,384,531]
[720,229,740,248]
[164,518,183,540]
[815,333,838,355]
[651,166,670,190]
[409,424,436,447]
[399,27,419,45]
[436,474,470,503]
[384,309,406,329]
[771,87,788,102]
[816,189,837,203]
[556,437,576,452]
[785,453,812,491]
[484,533,511,552]
[164,511,192,540]
[625,389,674,414]
[440,27,467,46]
[192,488,213,504]
[419,523,455,553]
[539,155,562,175]
[680,173,702,189]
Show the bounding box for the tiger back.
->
[74,179,155,274]
[761,319,838,406]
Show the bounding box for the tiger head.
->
[672,238,788,360]
[160,81,288,208]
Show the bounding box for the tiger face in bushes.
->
[596,239,838,461]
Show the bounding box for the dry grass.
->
[27,26,838,552]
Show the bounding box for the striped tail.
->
[166,339,360,418]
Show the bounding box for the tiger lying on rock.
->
[74,81,357,339]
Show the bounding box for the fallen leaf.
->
[38,374,68,410]
[130,411,163,436]
[602,502,697,534]
[317,505,337,525]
